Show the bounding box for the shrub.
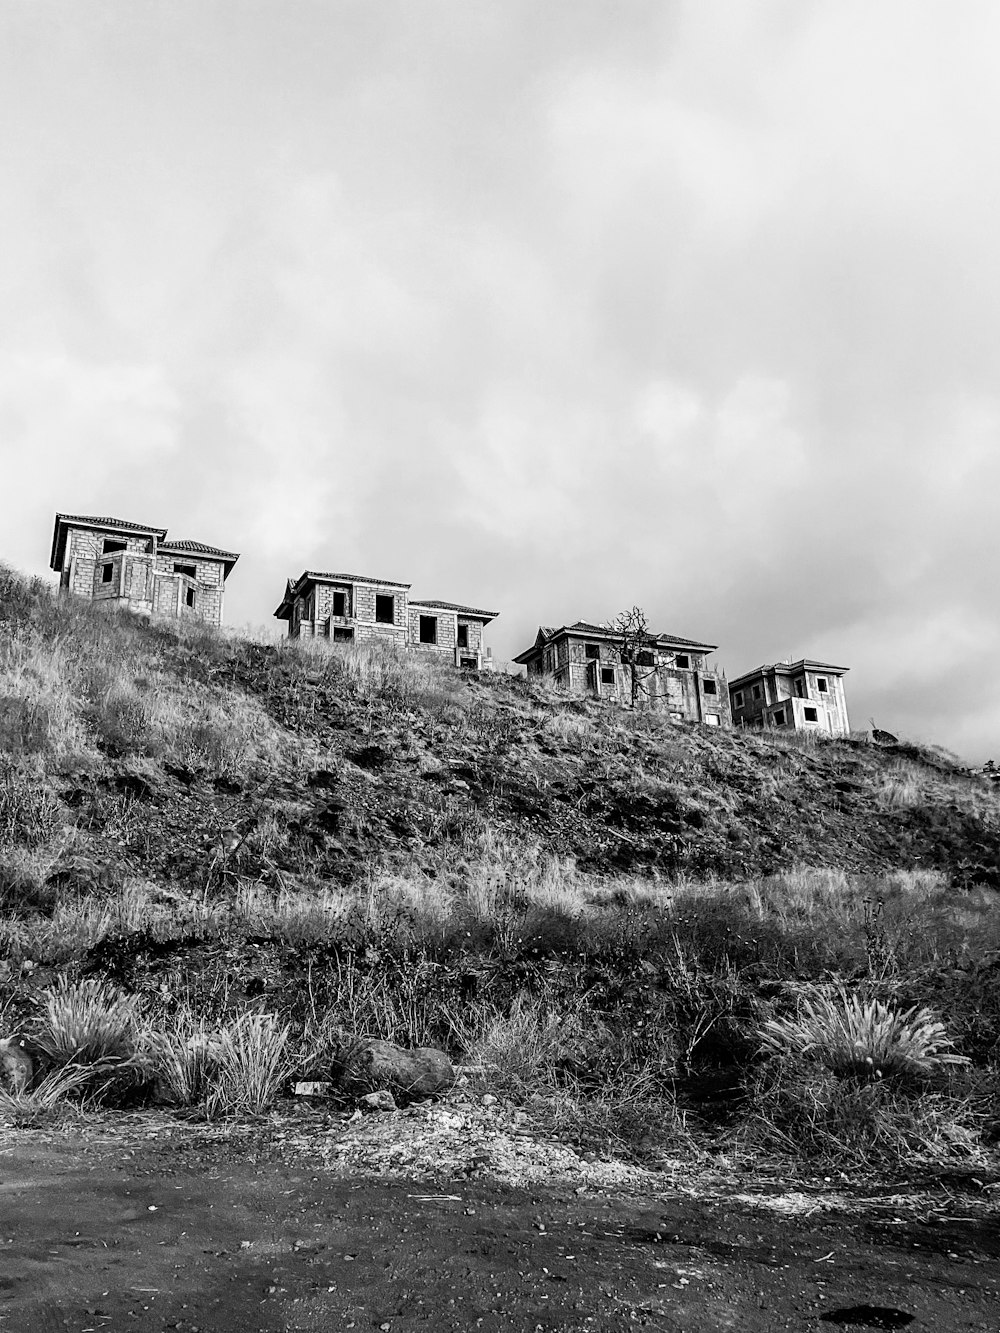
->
[35,976,138,1066]
[759,984,969,1083]
[204,1011,291,1119]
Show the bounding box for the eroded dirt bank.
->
[1,1124,997,1333]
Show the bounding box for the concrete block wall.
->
[156,554,226,627]
[59,524,229,628]
[408,605,458,657]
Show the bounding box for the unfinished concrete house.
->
[514,622,731,726]
[50,513,239,628]
[274,570,498,668]
[729,659,850,736]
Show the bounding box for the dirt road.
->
[0,1125,997,1332]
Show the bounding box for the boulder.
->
[338,1039,455,1102]
[0,1035,42,1093]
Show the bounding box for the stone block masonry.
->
[274,572,498,668]
[49,513,239,629]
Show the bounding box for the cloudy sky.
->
[2,1,999,760]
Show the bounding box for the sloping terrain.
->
[1,562,999,1174]
[3,561,1000,910]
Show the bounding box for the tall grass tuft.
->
[139,1007,220,1106]
[0,1063,95,1128]
[36,976,138,1067]
[204,1011,291,1119]
[759,984,969,1083]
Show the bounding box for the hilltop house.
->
[729,659,850,735]
[50,513,239,628]
[513,621,731,726]
[274,569,497,669]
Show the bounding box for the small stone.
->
[481,1094,497,1107]
[360,1089,397,1113]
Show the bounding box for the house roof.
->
[409,599,498,622]
[273,569,411,620]
[513,621,717,664]
[50,512,168,571]
[160,540,240,578]
[729,659,849,690]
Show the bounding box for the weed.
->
[759,984,969,1084]
[36,976,138,1066]
[204,1011,291,1118]
[0,1064,94,1128]
[139,1008,219,1106]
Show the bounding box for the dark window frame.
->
[185,586,196,609]
[773,708,786,726]
[100,563,114,584]
[456,623,469,649]
[600,666,615,685]
[102,538,127,555]
[675,654,690,669]
[817,677,829,693]
[332,590,348,618]
[734,691,744,707]
[173,562,197,580]
[702,679,718,696]
[418,615,438,645]
[804,707,819,722]
[375,594,395,625]
[584,643,600,660]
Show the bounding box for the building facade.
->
[274,570,497,668]
[513,621,731,726]
[50,513,239,628]
[729,659,850,735]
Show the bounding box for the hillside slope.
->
[3,563,1000,905]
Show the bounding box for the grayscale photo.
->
[0,3,997,1330]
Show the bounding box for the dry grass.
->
[204,1012,291,1119]
[36,976,138,1066]
[759,984,970,1083]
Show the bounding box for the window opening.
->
[703,679,718,696]
[457,624,469,648]
[333,627,354,642]
[795,679,805,697]
[173,562,197,579]
[817,677,828,692]
[185,586,196,609]
[675,654,690,669]
[375,594,394,624]
[460,656,478,669]
[804,707,818,722]
[102,538,126,555]
[101,563,113,584]
[773,708,786,725]
[332,591,347,617]
[419,615,438,645]
[753,684,762,700]
[585,643,600,659]
[601,667,615,685]
[637,650,654,667]
[734,691,744,707]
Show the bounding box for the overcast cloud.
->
[2,1,999,759]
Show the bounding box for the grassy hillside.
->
[1,564,998,1168]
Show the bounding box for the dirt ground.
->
[1,1111,998,1333]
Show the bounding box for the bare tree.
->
[607,605,656,707]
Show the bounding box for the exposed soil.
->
[1,1114,998,1333]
